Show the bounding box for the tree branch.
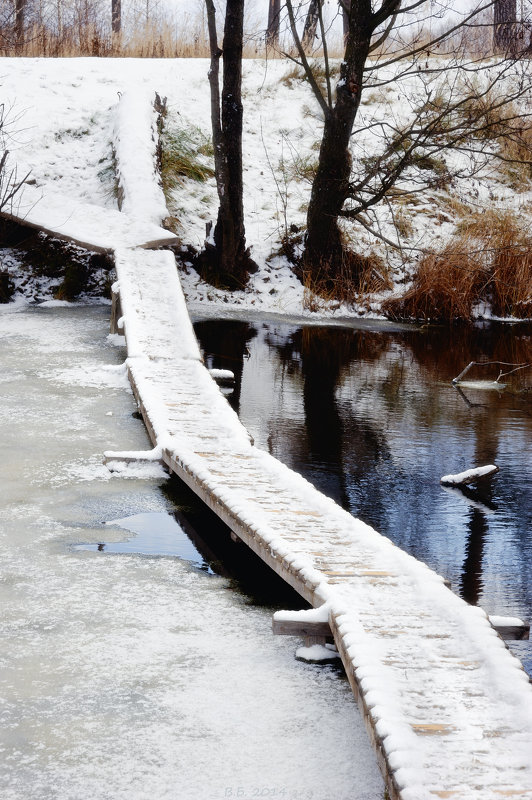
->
[284,0,330,117]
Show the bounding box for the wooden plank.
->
[272,618,332,637]
[110,289,122,335]
[1,186,177,252]
[490,618,530,641]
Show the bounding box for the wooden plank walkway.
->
[113,247,532,800]
[2,184,176,252]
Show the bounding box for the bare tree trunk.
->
[266,0,280,48]
[302,0,323,50]
[342,0,350,41]
[15,0,25,51]
[494,0,517,53]
[112,0,121,36]
[203,0,255,286]
[304,2,372,274]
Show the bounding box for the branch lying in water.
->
[452,360,531,385]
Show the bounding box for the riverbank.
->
[1,57,531,322]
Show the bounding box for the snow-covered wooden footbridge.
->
[5,91,532,800]
[108,249,532,800]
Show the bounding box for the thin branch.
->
[284,0,330,118]
[452,361,530,384]
[317,0,332,109]
[364,0,496,73]
[369,4,401,52]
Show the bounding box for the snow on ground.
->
[3,56,531,317]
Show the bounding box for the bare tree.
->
[493,0,518,52]
[342,0,350,40]
[284,0,532,286]
[301,0,323,49]
[112,0,121,36]
[14,0,25,50]
[202,0,256,286]
[266,0,281,47]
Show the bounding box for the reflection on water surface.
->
[194,317,532,674]
[76,511,213,571]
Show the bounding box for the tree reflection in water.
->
[193,316,532,670]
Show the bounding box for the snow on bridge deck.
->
[113,246,532,800]
[1,183,176,252]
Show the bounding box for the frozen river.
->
[0,304,384,800]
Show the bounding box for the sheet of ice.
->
[0,304,385,800]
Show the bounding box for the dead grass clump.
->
[384,211,532,321]
[384,246,488,321]
[394,208,414,239]
[435,193,472,218]
[160,126,214,201]
[1,23,113,57]
[458,94,532,190]
[459,89,513,140]
[280,61,340,94]
[280,153,319,184]
[0,15,263,58]
[302,250,392,310]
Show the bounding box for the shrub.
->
[301,249,392,309]
[384,210,532,321]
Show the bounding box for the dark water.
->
[193,317,532,674]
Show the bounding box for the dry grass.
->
[384,210,532,321]
[280,61,340,94]
[457,93,532,190]
[434,194,472,218]
[0,15,265,58]
[393,208,414,239]
[302,249,392,310]
[280,153,319,184]
[160,125,214,197]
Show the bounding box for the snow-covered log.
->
[209,368,235,385]
[103,447,164,466]
[489,615,530,641]
[440,465,499,486]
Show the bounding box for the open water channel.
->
[192,313,532,677]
